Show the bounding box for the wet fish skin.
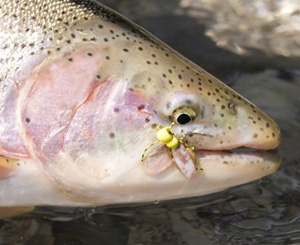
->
[0,0,281,206]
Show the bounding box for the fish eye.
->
[177,114,192,124]
[172,107,196,125]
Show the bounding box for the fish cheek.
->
[19,47,157,198]
[21,46,104,161]
[23,75,156,200]
[64,82,156,160]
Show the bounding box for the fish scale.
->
[0,0,281,207]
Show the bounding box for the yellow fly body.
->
[141,123,194,162]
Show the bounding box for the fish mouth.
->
[194,147,281,173]
[187,130,282,171]
[195,147,280,160]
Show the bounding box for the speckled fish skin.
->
[0,0,281,206]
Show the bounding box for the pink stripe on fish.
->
[22,47,103,160]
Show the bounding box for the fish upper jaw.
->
[180,104,281,152]
[185,122,281,152]
[155,81,281,153]
[236,110,281,151]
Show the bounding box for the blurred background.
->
[1,0,300,244]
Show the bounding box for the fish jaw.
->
[45,149,280,205]
[136,150,281,202]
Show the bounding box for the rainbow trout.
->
[0,0,281,207]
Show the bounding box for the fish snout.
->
[183,103,281,152]
[234,105,281,151]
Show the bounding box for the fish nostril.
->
[228,102,235,110]
[227,102,237,115]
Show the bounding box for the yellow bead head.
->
[166,137,179,149]
[156,128,173,143]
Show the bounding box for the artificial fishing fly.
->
[141,123,200,179]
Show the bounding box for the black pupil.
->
[177,114,192,125]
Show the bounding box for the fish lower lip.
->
[194,148,281,175]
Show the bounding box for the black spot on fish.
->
[151,124,157,129]
[138,105,145,110]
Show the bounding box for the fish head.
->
[41,38,281,204]
[11,3,281,205]
[124,49,281,192]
